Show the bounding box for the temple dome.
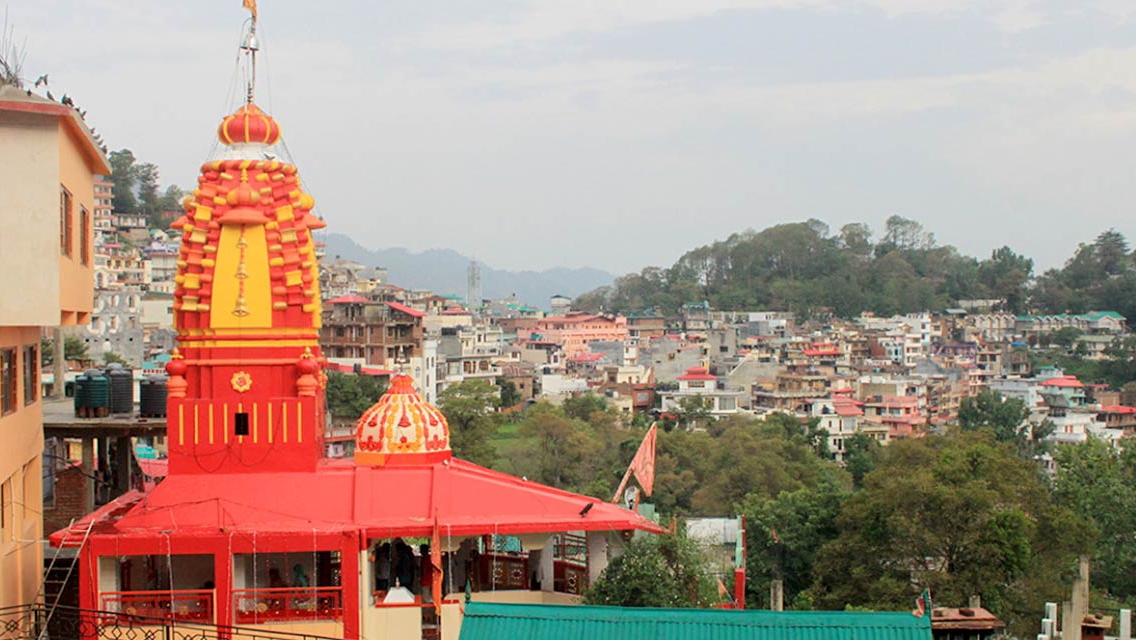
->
[218,102,282,146]
[355,374,451,466]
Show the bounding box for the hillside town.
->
[6,3,1136,640]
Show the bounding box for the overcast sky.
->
[11,0,1136,273]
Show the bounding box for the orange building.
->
[0,84,108,608]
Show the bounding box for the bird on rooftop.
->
[62,95,74,106]
[45,90,54,101]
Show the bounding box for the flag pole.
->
[611,464,634,504]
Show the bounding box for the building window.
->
[23,345,37,405]
[0,479,11,540]
[1,348,16,415]
[60,187,74,257]
[80,207,91,265]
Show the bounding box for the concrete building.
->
[0,83,108,609]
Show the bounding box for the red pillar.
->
[341,532,361,640]
[213,544,233,630]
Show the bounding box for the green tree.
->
[563,393,609,422]
[674,394,712,429]
[584,531,719,608]
[1054,438,1136,599]
[64,336,89,361]
[809,434,1087,634]
[740,478,848,609]
[324,371,386,419]
[513,403,599,491]
[842,432,880,489]
[108,149,138,215]
[437,379,500,467]
[103,352,128,366]
[135,162,160,222]
[957,391,1032,449]
[496,378,521,408]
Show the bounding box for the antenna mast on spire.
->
[240,0,259,104]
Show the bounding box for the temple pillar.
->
[540,537,555,593]
[341,533,362,640]
[586,531,608,585]
[213,547,232,627]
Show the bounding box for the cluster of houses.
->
[318,267,1134,459]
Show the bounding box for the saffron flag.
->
[431,520,443,614]
[629,423,657,497]
[242,0,258,20]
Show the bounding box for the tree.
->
[563,393,609,422]
[1054,438,1136,599]
[957,391,1031,449]
[740,479,848,608]
[135,162,160,222]
[809,434,1088,634]
[324,371,386,420]
[842,432,880,489]
[63,336,89,362]
[513,403,600,490]
[674,394,712,429]
[108,149,138,215]
[103,352,128,366]
[437,379,500,467]
[496,378,521,408]
[584,531,719,608]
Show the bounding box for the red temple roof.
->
[51,457,662,546]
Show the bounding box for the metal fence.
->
[0,604,343,640]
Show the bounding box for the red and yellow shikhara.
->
[51,99,660,638]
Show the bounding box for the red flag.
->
[629,423,657,497]
[431,520,443,614]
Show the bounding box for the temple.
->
[49,10,661,640]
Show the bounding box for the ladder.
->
[36,518,95,640]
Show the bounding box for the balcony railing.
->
[100,589,214,622]
[233,587,344,624]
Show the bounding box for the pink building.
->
[527,312,628,359]
[863,395,926,440]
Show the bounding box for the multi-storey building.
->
[526,313,628,360]
[0,84,107,608]
[93,175,115,239]
[321,297,426,367]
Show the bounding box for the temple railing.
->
[99,589,214,622]
[233,587,344,624]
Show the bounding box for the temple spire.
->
[240,0,259,104]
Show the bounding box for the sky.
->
[10,0,1136,274]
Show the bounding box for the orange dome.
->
[218,102,282,146]
[355,374,451,466]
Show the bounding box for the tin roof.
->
[459,603,933,640]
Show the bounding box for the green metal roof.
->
[459,603,932,640]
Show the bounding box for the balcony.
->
[233,586,344,624]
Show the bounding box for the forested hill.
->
[575,216,1136,321]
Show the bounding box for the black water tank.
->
[106,363,134,414]
[73,372,89,416]
[82,369,110,417]
[139,375,168,418]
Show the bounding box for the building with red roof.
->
[52,18,660,640]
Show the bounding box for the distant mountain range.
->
[320,233,616,309]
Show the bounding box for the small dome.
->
[218,102,282,146]
[355,374,451,466]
